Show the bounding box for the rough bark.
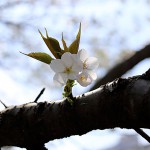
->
[90,44,150,91]
[0,69,150,149]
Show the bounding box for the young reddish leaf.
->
[39,29,62,59]
[62,32,68,52]
[20,52,53,64]
[68,23,81,54]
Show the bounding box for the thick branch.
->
[91,44,150,90]
[0,69,150,149]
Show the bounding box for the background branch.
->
[91,44,150,90]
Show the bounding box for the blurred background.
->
[0,0,150,149]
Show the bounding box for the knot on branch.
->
[104,78,129,93]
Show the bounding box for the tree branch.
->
[90,44,150,91]
[134,128,150,143]
[0,69,150,149]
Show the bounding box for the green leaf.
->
[39,29,62,59]
[68,23,81,54]
[62,32,68,52]
[20,52,53,64]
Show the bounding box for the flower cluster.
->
[22,23,99,93]
[50,49,99,87]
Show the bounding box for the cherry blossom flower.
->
[77,72,92,87]
[77,49,99,81]
[50,52,81,86]
[50,49,99,87]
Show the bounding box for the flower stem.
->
[63,80,75,104]
[63,80,74,98]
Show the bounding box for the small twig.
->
[134,128,150,143]
[0,100,8,108]
[34,88,45,103]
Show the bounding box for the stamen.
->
[80,74,86,81]
[64,67,72,74]
[83,62,87,69]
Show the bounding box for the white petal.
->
[77,72,92,87]
[72,63,82,73]
[85,70,97,80]
[67,72,77,80]
[53,73,67,86]
[50,59,65,73]
[78,49,89,62]
[59,73,68,82]
[61,52,73,67]
[72,54,78,59]
[85,57,99,70]
[72,54,83,71]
